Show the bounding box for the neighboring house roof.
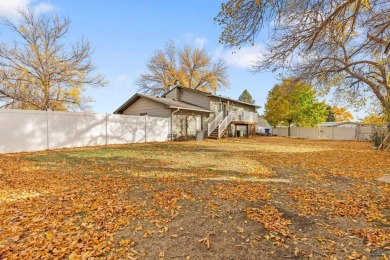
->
[318,122,359,127]
[164,86,261,109]
[114,93,212,114]
[257,117,270,128]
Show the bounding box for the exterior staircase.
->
[207,111,235,139]
[207,111,258,139]
[208,127,219,139]
[207,112,223,139]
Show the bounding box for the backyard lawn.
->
[0,137,389,259]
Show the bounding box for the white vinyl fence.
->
[0,109,170,153]
[272,125,384,141]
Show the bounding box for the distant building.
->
[256,117,270,134]
[318,122,359,128]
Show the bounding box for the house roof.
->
[164,86,261,108]
[318,122,358,127]
[113,93,212,114]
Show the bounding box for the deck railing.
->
[241,111,258,122]
[208,111,223,136]
[230,111,258,122]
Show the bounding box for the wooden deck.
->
[231,121,257,125]
[230,122,256,138]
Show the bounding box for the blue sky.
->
[0,0,278,115]
[0,1,365,119]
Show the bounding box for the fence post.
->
[105,113,108,145]
[332,126,335,140]
[145,115,148,143]
[356,124,361,140]
[47,109,52,150]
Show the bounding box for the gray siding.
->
[165,88,179,100]
[123,98,171,118]
[172,111,208,137]
[179,89,210,109]
[172,111,196,136]
[236,103,257,112]
[210,99,221,113]
[167,88,210,109]
[210,97,256,113]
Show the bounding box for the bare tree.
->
[136,42,229,96]
[0,9,106,111]
[215,0,390,119]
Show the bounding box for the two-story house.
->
[114,85,260,140]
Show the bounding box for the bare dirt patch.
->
[377,175,390,184]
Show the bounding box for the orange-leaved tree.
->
[136,42,229,96]
[332,106,354,122]
[0,9,106,111]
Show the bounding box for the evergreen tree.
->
[238,89,255,104]
[326,106,336,122]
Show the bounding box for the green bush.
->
[370,130,383,147]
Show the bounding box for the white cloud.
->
[194,37,207,49]
[182,33,208,49]
[0,0,54,19]
[212,46,224,61]
[0,0,29,19]
[219,45,264,69]
[34,2,54,15]
[183,33,194,42]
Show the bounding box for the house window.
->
[140,113,147,116]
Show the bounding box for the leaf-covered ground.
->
[0,137,389,259]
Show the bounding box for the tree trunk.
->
[386,101,390,126]
[288,122,291,137]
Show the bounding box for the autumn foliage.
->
[215,0,390,119]
[264,79,327,135]
[0,9,106,111]
[136,42,229,96]
[331,106,354,122]
[0,137,389,258]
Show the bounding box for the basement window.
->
[140,113,147,116]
